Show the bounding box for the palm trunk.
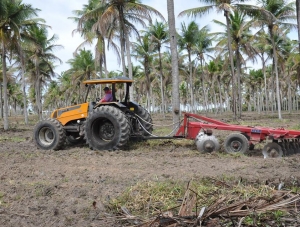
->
[261,54,268,112]
[158,48,165,118]
[0,82,2,118]
[269,28,282,119]
[35,62,43,120]
[288,70,292,113]
[2,41,9,130]
[102,37,108,78]
[296,0,300,87]
[125,31,134,101]
[235,49,242,118]
[118,7,127,77]
[20,50,29,124]
[224,10,236,119]
[145,59,151,111]
[218,78,223,113]
[188,51,194,113]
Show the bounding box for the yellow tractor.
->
[33,77,153,151]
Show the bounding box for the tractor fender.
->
[94,102,127,109]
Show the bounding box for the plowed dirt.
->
[1,112,300,226]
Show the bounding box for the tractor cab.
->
[83,76,136,113]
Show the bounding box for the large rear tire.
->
[136,106,153,136]
[85,106,130,150]
[33,118,66,150]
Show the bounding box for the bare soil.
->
[1,112,300,226]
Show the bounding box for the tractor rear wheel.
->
[224,133,249,154]
[136,106,153,136]
[85,106,130,150]
[33,118,66,150]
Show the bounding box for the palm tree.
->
[132,34,154,110]
[0,0,39,129]
[296,0,300,84]
[192,25,213,69]
[82,0,163,76]
[179,0,250,118]
[214,11,256,117]
[178,21,200,112]
[148,20,169,116]
[252,30,272,112]
[80,0,163,102]
[66,49,97,103]
[167,0,180,127]
[241,0,296,119]
[26,25,62,120]
[70,0,106,77]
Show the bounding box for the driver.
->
[99,87,113,102]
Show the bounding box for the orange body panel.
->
[50,103,89,125]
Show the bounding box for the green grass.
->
[0,191,6,206]
[0,136,26,142]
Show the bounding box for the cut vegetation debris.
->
[108,178,300,226]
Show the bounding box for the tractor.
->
[33,77,153,151]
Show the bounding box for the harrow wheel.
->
[262,142,283,158]
[224,133,249,154]
[195,132,220,153]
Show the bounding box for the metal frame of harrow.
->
[175,113,300,155]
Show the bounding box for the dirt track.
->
[1,113,300,226]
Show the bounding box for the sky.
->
[22,0,218,75]
[22,0,298,76]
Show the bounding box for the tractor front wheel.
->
[33,118,66,150]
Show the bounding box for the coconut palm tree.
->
[240,0,296,119]
[26,25,62,120]
[132,34,154,110]
[79,0,164,101]
[70,0,106,77]
[213,11,257,117]
[252,30,272,112]
[148,20,169,116]
[192,25,213,69]
[81,0,164,76]
[0,0,39,129]
[179,0,250,118]
[296,0,300,84]
[66,49,97,103]
[178,21,199,112]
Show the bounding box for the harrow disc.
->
[262,142,283,158]
[195,132,220,153]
